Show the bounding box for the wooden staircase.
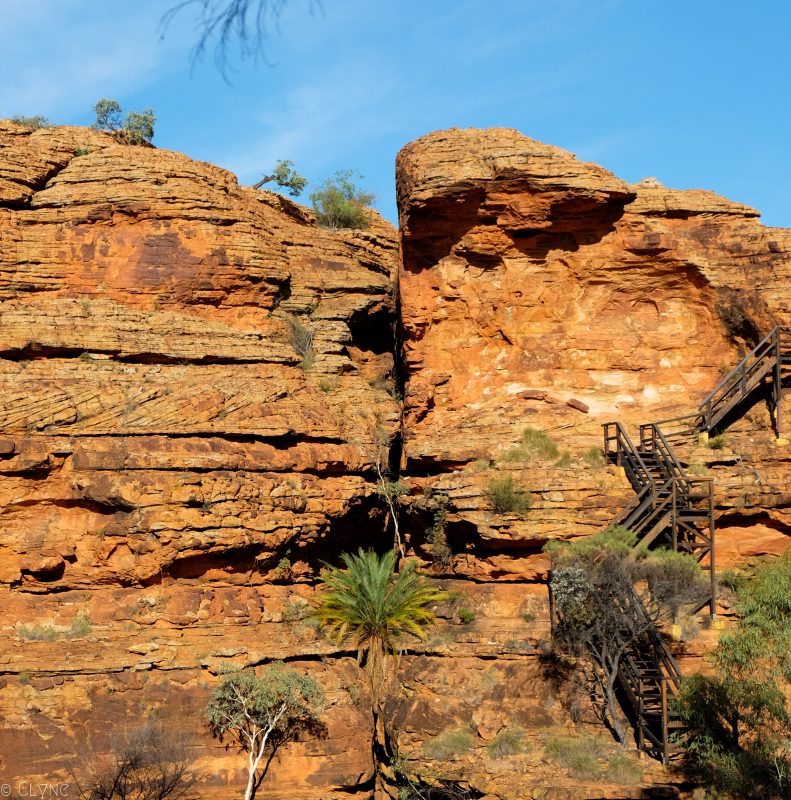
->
[654,326,791,439]
[592,327,791,762]
[601,421,711,762]
[603,421,716,611]
[616,590,685,763]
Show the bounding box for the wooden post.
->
[708,479,717,618]
[671,481,678,552]
[775,330,783,438]
[660,678,669,764]
[637,676,644,754]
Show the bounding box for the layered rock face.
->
[0,122,790,800]
[0,122,400,797]
[397,128,791,581]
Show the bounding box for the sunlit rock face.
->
[0,120,399,798]
[396,126,791,582]
[0,121,789,800]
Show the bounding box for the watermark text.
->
[0,783,70,798]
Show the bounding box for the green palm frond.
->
[313,549,447,658]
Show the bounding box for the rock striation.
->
[397,127,791,580]
[0,121,400,798]
[0,121,790,800]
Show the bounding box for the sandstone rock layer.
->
[1,122,790,800]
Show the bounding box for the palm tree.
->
[313,548,447,708]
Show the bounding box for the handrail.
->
[702,326,778,408]
[654,326,791,436]
[601,422,709,761]
[591,330,791,760]
[603,421,653,489]
[640,423,693,496]
[698,326,788,430]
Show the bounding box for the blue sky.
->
[2,0,790,227]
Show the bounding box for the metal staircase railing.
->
[603,421,715,586]
[616,588,685,762]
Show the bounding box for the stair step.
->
[599,339,791,758]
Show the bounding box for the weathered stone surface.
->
[0,120,399,798]
[2,120,791,800]
[396,127,791,576]
[397,127,791,472]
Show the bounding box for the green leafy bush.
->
[18,611,92,641]
[273,556,292,581]
[555,450,572,468]
[545,735,605,779]
[123,109,156,145]
[718,567,745,592]
[485,475,531,514]
[676,552,791,798]
[17,623,60,641]
[310,169,374,229]
[426,496,452,567]
[92,98,155,145]
[486,726,526,758]
[583,446,606,468]
[9,115,52,130]
[707,433,726,450]
[605,754,642,785]
[502,426,559,463]
[423,727,475,760]
[458,607,475,625]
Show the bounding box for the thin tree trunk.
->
[244,761,256,800]
[605,667,627,744]
[252,174,274,190]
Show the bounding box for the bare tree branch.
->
[160,0,323,78]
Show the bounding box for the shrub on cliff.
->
[485,474,531,514]
[676,553,791,798]
[253,159,307,196]
[92,99,155,145]
[309,169,374,229]
[206,664,325,800]
[502,426,559,463]
[9,115,52,129]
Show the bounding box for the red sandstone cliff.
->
[0,122,789,800]
[397,128,791,582]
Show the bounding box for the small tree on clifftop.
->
[252,160,307,196]
[93,99,155,145]
[310,169,374,229]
